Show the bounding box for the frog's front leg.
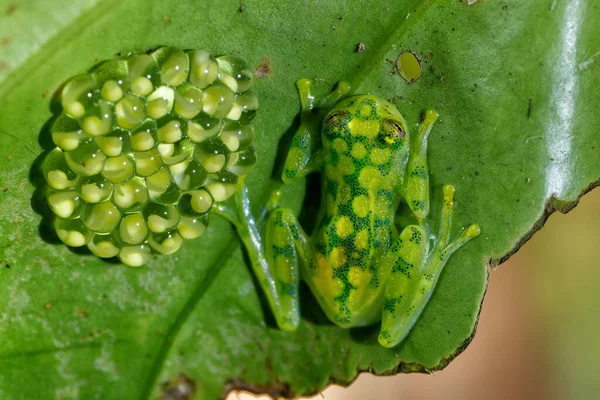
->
[378,185,480,347]
[282,79,350,183]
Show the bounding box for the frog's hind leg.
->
[263,207,314,331]
[379,185,480,348]
[377,224,429,347]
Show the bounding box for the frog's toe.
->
[377,329,399,348]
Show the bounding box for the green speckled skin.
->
[231,80,480,348]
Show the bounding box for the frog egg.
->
[43,149,79,190]
[156,119,183,144]
[55,218,92,247]
[82,201,121,233]
[173,159,207,191]
[61,73,99,118]
[147,86,175,119]
[130,120,158,152]
[188,50,219,89]
[195,139,229,173]
[95,128,131,157]
[112,177,149,211]
[144,203,180,233]
[87,233,120,258]
[80,101,113,136]
[115,95,146,129]
[127,53,160,86]
[228,147,256,178]
[234,91,259,123]
[154,47,190,87]
[133,149,162,177]
[93,59,130,93]
[148,229,183,255]
[158,138,194,165]
[146,168,181,204]
[221,121,254,151]
[51,114,86,152]
[177,215,208,239]
[128,78,150,97]
[101,80,124,102]
[78,175,113,204]
[47,190,83,219]
[118,213,149,245]
[205,170,237,202]
[215,54,253,93]
[100,154,134,183]
[202,84,235,119]
[174,84,203,119]
[187,114,222,143]
[189,189,213,213]
[119,244,153,267]
[64,139,107,177]
[178,189,213,216]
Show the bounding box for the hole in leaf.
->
[397,50,422,83]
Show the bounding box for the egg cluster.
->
[42,47,258,266]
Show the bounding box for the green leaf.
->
[0,0,598,399]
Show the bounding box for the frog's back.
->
[305,95,410,327]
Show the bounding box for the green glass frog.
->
[217,80,480,348]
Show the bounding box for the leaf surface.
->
[0,0,599,399]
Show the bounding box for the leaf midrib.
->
[139,239,240,400]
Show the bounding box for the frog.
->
[216,79,480,348]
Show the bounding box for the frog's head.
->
[322,95,409,171]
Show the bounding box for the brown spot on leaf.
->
[76,308,89,318]
[1,37,10,46]
[160,373,197,400]
[254,57,272,78]
[44,303,53,310]
[5,3,16,15]
[356,42,365,53]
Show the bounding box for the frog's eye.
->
[324,111,348,127]
[379,120,405,146]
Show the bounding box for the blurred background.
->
[227,187,600,400]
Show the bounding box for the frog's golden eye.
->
[379,120,405,145]
[325,111,347,127]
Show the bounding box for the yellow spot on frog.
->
[337,155,355,175]
[348,266,371,287]
[336,216,354,239]
[272,227,290,247]
[339,185,352,203]
[358,166,382,189]
[332,138,348,153]
[370,148,391,164]
[348,119,380,138]
[329,247,347,268]
[358,104,373,118]
[352,196,371,218]
[354,229,369,250]
[350,143,367,159]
